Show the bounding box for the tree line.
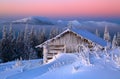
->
[0,25,61,63]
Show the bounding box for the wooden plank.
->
[47,57,53,60]
[48,45,65,47]
[47,53,58,55]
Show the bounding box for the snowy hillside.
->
[12,16,55,25]
[68,20,81,26]
[0,48,120,79]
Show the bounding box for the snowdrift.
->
[0,49,120,79]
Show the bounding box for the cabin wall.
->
[47,31,92,53]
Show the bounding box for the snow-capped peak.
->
[12,16,55,25]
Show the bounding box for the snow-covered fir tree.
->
[24,24,29,42]
[95,29,100,37]
[2,26,7,39]
[8,24,14,40]
[116,32,120,46]
[28,26,37,59]
[49,27,59,39]
[67,21,73,29]
[38,28,47,44]
[29,26,37,47]
[104,26,111,42]
[23,25,30,59]
[112,34,117,48]
[23,25,38,59]
[15,31,25,59]
[104,26,111,49]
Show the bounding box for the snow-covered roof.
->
[36,28,107,48]
[71,28,107,47]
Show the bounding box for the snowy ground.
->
[0,48,120,79]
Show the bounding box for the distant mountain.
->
[56,20,81,26]
[12,16,56,25]
[57,20,67,25]
[68,20,81,26]
[81,21,118,27]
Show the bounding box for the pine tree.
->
[24,24,29,42]
[23,24,30,59]
[49,27,59,39]
[37,28,47,58]
[112,34,117,48]
[8,25,16,59]
[29,26,38,47]
[104,26,111,49]
[28,27,37,59]
[104,26,111,42]
[67,21,73,29]
[8,24,14,40]
[95,29,100,37]
[116,32,120,46]
[15,31,25,59]
[38,28,47,44]
[2,26,7,39]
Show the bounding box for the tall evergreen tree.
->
[15,31,25,59]
[103,26,111,49]
[38,28,47,44]
[112,34,117,48]
[95,29,100,37]
[2,26,7,39]
[37,28,47,58]
[104,26,111,42]
[49,27,59,39]
[116,32,120,46]
[29,26,38,47]
[23,24,30,59]
[8,24,14,40]
[28,26,38,59]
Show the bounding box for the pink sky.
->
[0,0,120,17]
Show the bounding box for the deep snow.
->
[0,48,120,79]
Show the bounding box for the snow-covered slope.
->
[81,21,119,27]
[57,20,81,26]
[0,48,120,79]
[12,16,55,25]
[36,61,120,79]
[0,59,43,79]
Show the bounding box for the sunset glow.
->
[0,0,120,17]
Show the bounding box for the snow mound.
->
[4,54,77,79]
[35,53,120,79]
[35,63,120,79]
[48,53,78,63]
[1,49,120,79]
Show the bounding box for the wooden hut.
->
[36,28,107,63]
